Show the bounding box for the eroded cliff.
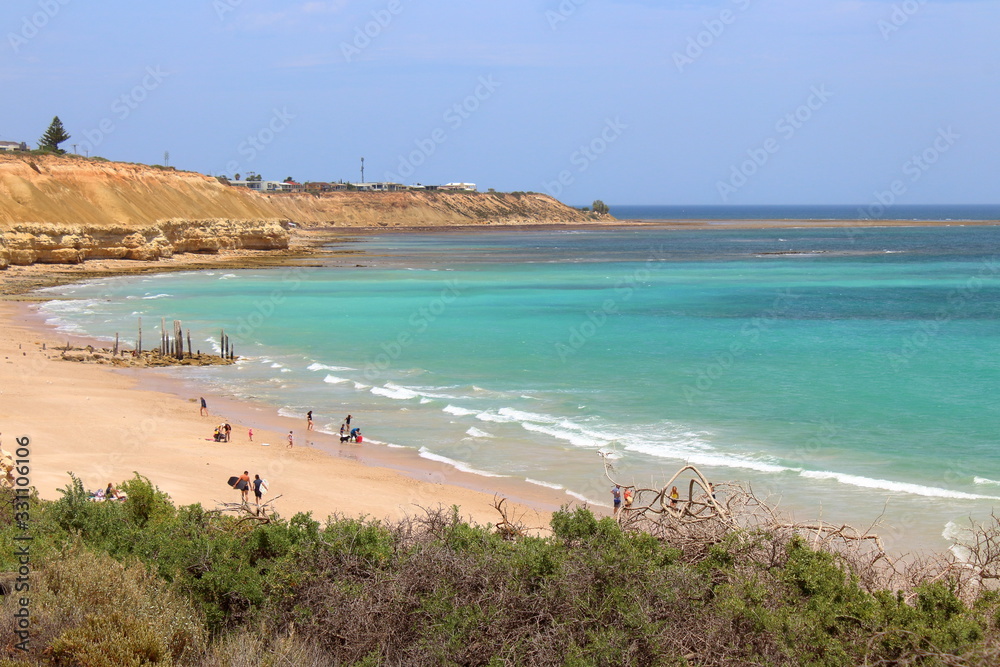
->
[0,154,604,269]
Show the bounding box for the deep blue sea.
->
[608,204,1000,222]
[36,218,1000,550]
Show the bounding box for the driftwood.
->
[213,494,284,523]
[599,454,1000,604]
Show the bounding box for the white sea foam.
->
[521,422,609,449]
[526,478,563,490]
[404,385,463,400]
[277,407,299,419]
[418,448,506,478]
[40,299,104,314]
[475,410,519,424]
[220,274,237,280]
[443,405,477,417]
[419,398,433,404]
[497,407,559,424]
[270,363,283,369]
[323,375,350,384]
[564,489,606,506]
[465,427,494,439]
[280,368,292,373]
[353,381,371,390]
[141,293,172,300]
[307,362,356,372]
[799,470,1000,500]
[974,476,1000,486]
[371,383,421,400]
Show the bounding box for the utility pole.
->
[71,144,77,154]
[164,150,170,167]
[360,157,365,184]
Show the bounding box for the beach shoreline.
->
[1,297,573,529]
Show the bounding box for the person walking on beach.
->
[612,485,622,514]
[623,487,634,509]
[346,414,352,427]
[287,430,294,448]
[248,428,253,442]
[307,410,314,431]
[238,471,251,503]
[200,397,208,416]
[252,474,264,508]
[224,422,232,442]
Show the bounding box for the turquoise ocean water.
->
[37,221,1000,548]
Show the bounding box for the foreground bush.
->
[2,481,1000,665]
[0,548,205,666]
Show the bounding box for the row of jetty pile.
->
[55,317,238,368]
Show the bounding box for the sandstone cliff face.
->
[0,154,605,269]
[266,190,603,227]
[0,154,290,269]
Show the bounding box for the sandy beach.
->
[0,256,569,528]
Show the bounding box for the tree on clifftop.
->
[592,200,610,215]
[38,116,70,153]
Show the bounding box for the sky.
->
[2,0,998,206]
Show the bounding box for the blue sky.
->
[3,0,997,205]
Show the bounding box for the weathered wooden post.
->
[137,316,142,354]
[187,330,192,358]
[114,333,119,356]
[173,320,183,360]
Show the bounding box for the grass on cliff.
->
[3,476,1000,666]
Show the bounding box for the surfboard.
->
[259,479,269,494]
[228,476,248,491]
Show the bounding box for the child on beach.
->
[200,397,208,416]
[248,428,253,442]
[307,410,314,431]
[287,431,294,448]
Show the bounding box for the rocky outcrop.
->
[0,153,607,269]
[0,219,289,266]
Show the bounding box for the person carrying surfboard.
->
[252,474,268,507]
[237,471,251,503]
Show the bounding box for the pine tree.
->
[38,116,70,152]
